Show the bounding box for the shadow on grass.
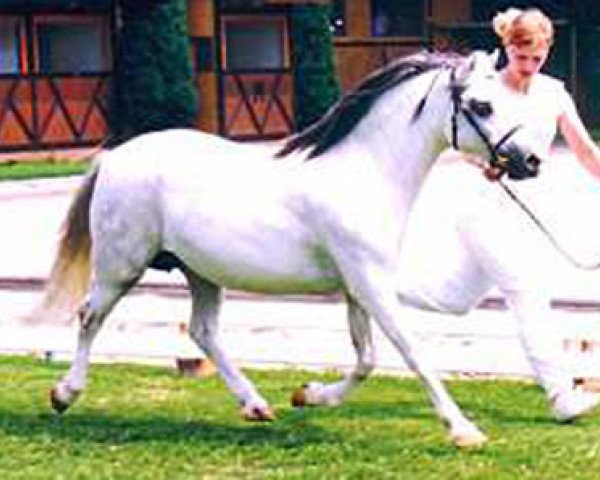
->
[0,409,337,448]
[0,398,443,450]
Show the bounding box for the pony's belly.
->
[187,255,343,294]
[211,270,342,294]
[170,234,343,294]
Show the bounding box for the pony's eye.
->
[468,99,493,118]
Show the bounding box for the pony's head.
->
[446,50,541,180]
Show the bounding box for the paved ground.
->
[1,149,600,380]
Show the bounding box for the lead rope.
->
[497,178,600,271]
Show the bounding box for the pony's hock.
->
[35,50,555,447]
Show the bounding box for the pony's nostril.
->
[527,154,541,168]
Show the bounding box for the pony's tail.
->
[27,164,100,325]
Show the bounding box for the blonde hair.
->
[492,8,554,48]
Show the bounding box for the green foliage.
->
[2,355,600,478]
[0,160,89,182]
[110,0,198,145]
[290,5,341,131]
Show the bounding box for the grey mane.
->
[276,51,464,159]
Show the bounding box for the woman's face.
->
[505,43,549,81]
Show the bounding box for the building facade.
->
[0,0,594,151]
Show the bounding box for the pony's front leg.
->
[183,269,273,421]
[292,294,375,407]
[339,262,487,448]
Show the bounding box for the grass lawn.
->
[0,160,89,182]
[0,356,599,479]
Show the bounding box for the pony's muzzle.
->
[494,146,541,181]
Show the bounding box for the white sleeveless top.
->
[500,73,578,156]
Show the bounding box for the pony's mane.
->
[276,51,465,159]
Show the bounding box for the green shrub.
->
[290,4,341,131]
[109,0,197,145]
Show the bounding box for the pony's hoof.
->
[241,405,276,422]
[450,430,488,449]
[291,387,308,407]
[50,388,71,414]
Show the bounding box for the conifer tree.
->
[290,4,340,131]
[110,0,197,144]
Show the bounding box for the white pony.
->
[37,51,541,448]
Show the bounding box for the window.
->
[35,16,111,74]
[0,17,24,73]
[222,16,288,71]
[371,0,424,37]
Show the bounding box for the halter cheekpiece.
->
[449,67,525,178]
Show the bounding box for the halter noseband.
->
[449,68,523,172]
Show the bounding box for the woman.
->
[491,7,600,418]
[440,7,600,420]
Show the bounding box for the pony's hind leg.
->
[50,278,137,414]
[292,294,375,407]
[183,268,274,421]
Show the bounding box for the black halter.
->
[449,68,523,171]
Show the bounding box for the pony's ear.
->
[470,50,494,71]
[453,50,498,88]
[489,48,501,69]
[452,51,481,84]
[464,50,499,79]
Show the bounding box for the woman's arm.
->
[558,94,600,180]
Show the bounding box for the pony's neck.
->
[349,69,450,203]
